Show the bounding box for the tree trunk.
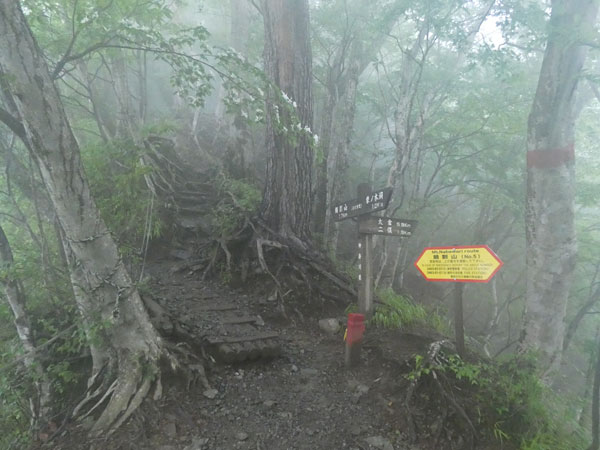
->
[112,54,139,141]
[224,0,253,178]
[521,0,599,372]
[314,1,407,242]
[260,0,313,241]
[581,326,600,429]
[0,224,52,429]
[313,87,337,239]
[589,340,600,450]
[563,284,600,354]
[0,1,167,434]
[325,68,359,246]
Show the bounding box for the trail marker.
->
[331,183,417,366]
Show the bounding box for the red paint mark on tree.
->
[527,143,574,169]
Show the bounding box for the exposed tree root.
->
[66,340,208,438]
[64,289,209,438]
[90,354,150,435]
[140,135,355,309]
[199,217,357,311]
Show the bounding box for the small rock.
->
[300,368,319,377]
[291,364,299,373]
[170,249,192,260]
[355,383,370,395]
[236,431,249,441]
[365,435,394,450]
[203,388,218,399]
[255,315,265,326]
[351,425,368,436]
[263,400,276,409]
[165,421,177,437]
[318,318,341,334]
[184,437,209,450]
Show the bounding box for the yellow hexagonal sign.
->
[414,245,503,283]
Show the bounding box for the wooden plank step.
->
[206,331,280,345]
[194,302,238,312]
[221,316,259,325]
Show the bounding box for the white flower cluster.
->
[281,92,297,108]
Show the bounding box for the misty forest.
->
[2,0,600,449]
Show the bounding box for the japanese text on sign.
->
[358,217,417,237]
[331,187,393,221]
[414,246,503,283]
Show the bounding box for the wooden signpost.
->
[331,183,417,366]
[358,217,417,237]
[331,187,393,222]
[414,246,503,357]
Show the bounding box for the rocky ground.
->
[47,252,505,450]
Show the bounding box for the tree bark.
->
[563,284,600,354]
[589,341,600,450]
[0,1,167,434]
[521,0,599,372]
[260,0,313,241]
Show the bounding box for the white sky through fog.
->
[479,14,505,48]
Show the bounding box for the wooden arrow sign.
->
[331,187,392,221]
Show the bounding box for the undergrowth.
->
[371,288,447,333]
[407,351,588,449]
[82,139,163,255]
[210,174,261,237]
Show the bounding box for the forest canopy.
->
[1,0,600,449]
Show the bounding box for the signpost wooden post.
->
[331,184,417,366]
[357,183,374,316]
[414,245,503,358]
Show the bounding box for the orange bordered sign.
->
[414,245,503,283]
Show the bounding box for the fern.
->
[371,288,446,332]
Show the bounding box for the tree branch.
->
[0,106,26,140]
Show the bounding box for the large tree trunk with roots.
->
[260,0,313,242]
[520,0,599,372]
[0,1,171,434]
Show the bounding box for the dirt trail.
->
[51,255,458,450]
[140,257,425,450]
